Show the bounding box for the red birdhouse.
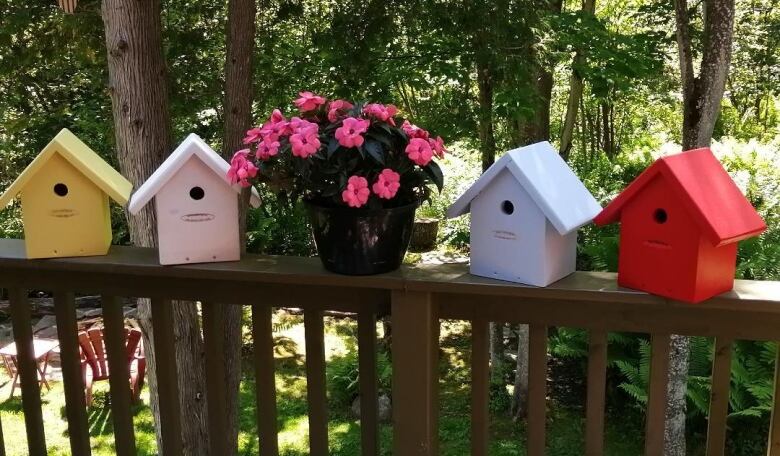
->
[594,148,766,303]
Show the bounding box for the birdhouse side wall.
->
[616,175,702,301]
[21,153,112,259]
[691,239,738,302]
[155,157,241,265]
[543,222,577,286]
[469,170,547,286]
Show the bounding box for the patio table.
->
[0,338,59,397]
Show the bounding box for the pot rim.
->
[304,199,420,216]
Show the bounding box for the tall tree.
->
[221,0,257,452]
[101,1,209,454]
[666,0,736,452]
[675,0,736,150]
[559,0,597,159]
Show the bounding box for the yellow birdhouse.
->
[0,129,132,259]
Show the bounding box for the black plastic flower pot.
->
[305,200,418,275]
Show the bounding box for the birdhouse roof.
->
[594,148,766,246]
[446,141,602,235]
[128,133,261,214]
[0,128,133,208]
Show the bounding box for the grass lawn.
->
[0,312,646,455]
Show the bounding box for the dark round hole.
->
[501,200,514,215]
[53,183,68,197]
[189,186,205,200]
[654,208,668,224]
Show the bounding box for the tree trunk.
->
[559,0,596,160]
[512,324,529,420]
[490,323,505,380]
[666,0,736,452]
[221,0,256,453]
[476,60,497,172]
[102,2,208,454]
[675,0,736,150]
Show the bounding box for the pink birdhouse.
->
[128,134,261,265]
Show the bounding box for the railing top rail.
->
[0,238,778,311]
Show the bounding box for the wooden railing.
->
[0,237,779,455]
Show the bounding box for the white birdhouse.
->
[128,133,261,265]
[446,141,601,287]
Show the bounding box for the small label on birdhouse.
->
[493,230,517,241]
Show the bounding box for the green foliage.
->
[326,350,392,410]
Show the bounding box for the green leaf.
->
[327,137,340,158]
[364,139,385,165]
[423,160,444,192]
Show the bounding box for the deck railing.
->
[0,237,779,455]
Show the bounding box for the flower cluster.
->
[229,91,446,208]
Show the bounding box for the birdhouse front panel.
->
[469,170,549,286]
[20,153,112,258]
[615,175,703,300]
[155,156,241,265]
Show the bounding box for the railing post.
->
[767,343,780,455]
[706,337,732,456]
[585,330,608,456]
[9,288,46,456]
[470,318,490,456]
[358,311,379,456]
[253,304,280,456]
[150,298,182,456]
[304,308,329,455]
[645,333,671,456]
[391,290,439,456]
[102,295,137,456]
[54,291,91,456]
[202,301,228,456]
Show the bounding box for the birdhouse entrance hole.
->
[53,183,69,197]
[653,208,668,224]
[189,186,205,200]
[501,200,514,215]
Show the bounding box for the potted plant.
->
[229,92,446,275]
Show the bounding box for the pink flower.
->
[405,137,433,166]
[428,136,446,159]
[401,120,429,139]
[372,169,401,200]
[227,149,258,187]
[327,99,354,122]
[290,129,320,158]
[335,117,370,148]
[341,175,370,208]
[256,136,280,160]
[363,103,399,126]
[294,91,326,112]
[243,127,264,144]
[270,108,285,124]
[289,116,319,135]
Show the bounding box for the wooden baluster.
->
[585,330,608,456]
[305,308,329,455]
[54,291,91,456]
[705,337,732,456]
[253,304,279,456]
[645,333,671,456]
[101,296,137,455]
[767,343,780,455]
[527,324,548,456]
[9,288,46,456]
[391,290,439,456]
[202,302,228,455]
[0,413,5,456]
[471,318,490,456]
[358,312,379,456]
[102,296,137,456]
[150,298,182,455]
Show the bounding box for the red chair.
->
[78,327,146,407]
